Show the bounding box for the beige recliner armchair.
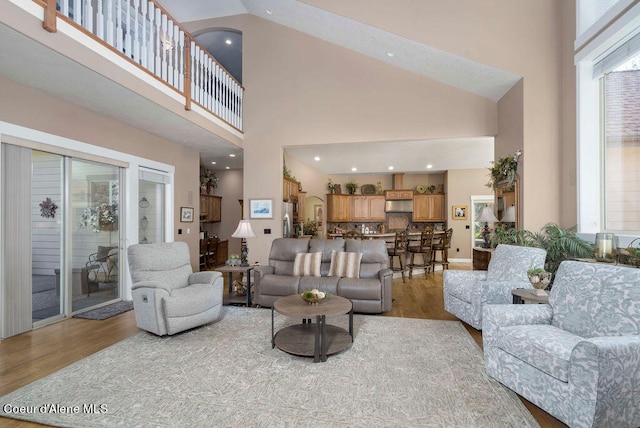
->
[127,242,223,336]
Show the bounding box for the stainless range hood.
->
[385,200,413,212]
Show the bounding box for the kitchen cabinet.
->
[351,195,386,222]
[298,191,306,222]
[412,194,445,222]
[327,194,351,222]
[199,195,222,223]
[283,177,299,202]
[385,190,414,200]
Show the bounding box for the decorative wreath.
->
[39,197,58,219]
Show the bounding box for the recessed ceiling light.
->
[265,9,273,15]
[388,166,394,170]
[225,39,232,45]
[314,156,320,161]
[225,166,230,170]
[351,167,357,172]
[229,154,236,157]
[386,52,394,57]
[426,164,433,169]
[211,161,216,165]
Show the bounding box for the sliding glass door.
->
[70,159,121,312]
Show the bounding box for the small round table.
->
[271,294,353,363]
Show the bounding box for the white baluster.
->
[238,87,243,129]
[147,2,155,73]
[166,19,174,87]
[124,0,132,57]
[116,0,123,52]
[133,0,140,63]
[154,8,161,77]
[215,63,222,117]
[178,31,185,92]
[72,0,81,24]
[223,73,228,123]
[199,49,205,105]
[190,41,196,101]
[105,0,114,46]
[96,0,104,40]
[173,26,180,89]
[84,0,93,33]
[139,0,147,68]
[207,57,214,110]
[61,0,69,18]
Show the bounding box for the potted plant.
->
[227,254,240,266]
[487,150,522,190]
[527,267,552,295]
[302,219,318,237]
[491,223,594,283]
[327,179,336,194]
[345,182,358,195]
[427,185,436,193]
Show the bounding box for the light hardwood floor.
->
[0,262,567,427]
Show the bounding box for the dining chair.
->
[387,230,408,283]
[199,238,209,271]
[407,228,435,278]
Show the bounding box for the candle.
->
[594,233,616,262]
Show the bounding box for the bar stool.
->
[387,231,408,283]
[207,237,219,269]
[432,228,453,271]
[407,228,435,278]
[199,238,209,271]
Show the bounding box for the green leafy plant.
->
[527,267,546,276]
[345,182,358,194]
[491,223,594,281]
[487,150,521,190]
[283,166,296,181]
[302,219,318,237]
[327,179,336,193]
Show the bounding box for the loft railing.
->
[39,0,243,132]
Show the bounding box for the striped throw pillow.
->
[329,251,363,278]
[292,252,322,277]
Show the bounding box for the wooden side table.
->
[473,247,494,270]
[512,288,549,304]
[215,265,253,307]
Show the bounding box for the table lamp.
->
[501,205,517,227]
[231,220,256,267]
[477,206,499,248]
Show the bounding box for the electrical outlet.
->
[178,229,182,234]
[264,229,271,234]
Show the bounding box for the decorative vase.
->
[528,271,551,295]
[594,233,617,263]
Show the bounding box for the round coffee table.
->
[271,294,353,363]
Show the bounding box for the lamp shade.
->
[231,220,256,239]
[501,205,517,223]
[477,206,499,223]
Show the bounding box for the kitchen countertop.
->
[327,231,443,239]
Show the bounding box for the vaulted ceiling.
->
[157,0,518,174]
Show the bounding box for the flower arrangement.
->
[302,219,318,237]
[80,202,118,232]
[327,179,336,193]
[487,150,522,190]
[201,169,218,190]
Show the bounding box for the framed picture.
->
[452,205,468,220]
[180,207,194,223]
[250,199,273,219]
[314,204,323,229]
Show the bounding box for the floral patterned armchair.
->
[483,261,640,428]
[443,244,546,329]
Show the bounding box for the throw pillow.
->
[292,252,322,277]
[329,251,363,278]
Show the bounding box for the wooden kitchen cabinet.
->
[351,195,386,222]
[199,195,222,223]
[298,191,306,222]
[327,194,351,222]
[412,194,445,222]
[385,190,414,200]
[283,177,299,202]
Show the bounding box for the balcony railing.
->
[39,0,243,132]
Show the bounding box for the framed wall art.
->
[250,199,273,219]
[452,205,468,220]
[180,206,194,222]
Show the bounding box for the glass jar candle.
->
[594,233,617,263]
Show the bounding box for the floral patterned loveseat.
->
[483,260,640,428]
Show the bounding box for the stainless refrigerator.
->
[283,202,294,237]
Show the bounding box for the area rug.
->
[0,306,538,427]
[72,301,133,320]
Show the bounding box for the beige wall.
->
[187,14,499,263]
[446,169,494,260]
[0,76,202,267]
[202,169,244,258]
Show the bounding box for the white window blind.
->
[593,29,640,77]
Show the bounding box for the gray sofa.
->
[253,238,393,313]
[484,260,640,428]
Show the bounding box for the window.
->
[601,53,640,231]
